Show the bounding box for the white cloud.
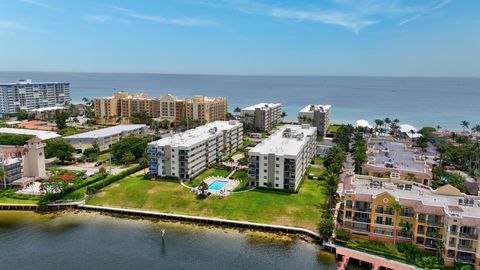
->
[399,0,452,26]
[0,20,30,31]
[82,15,110,23]
[18,0,51,9]
[199,0,454,32]
[104,4,215,26]
[270,8,377,33]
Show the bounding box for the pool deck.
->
[203,176,240,196]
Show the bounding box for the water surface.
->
[0,211,336,270]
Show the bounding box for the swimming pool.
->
[208,180,228,191]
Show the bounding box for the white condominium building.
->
[0,80,71,115]
[298,104,331,136]
[248,124,317,191]
[147,120,243,180]
[63,124,148,151]
[240,103,282,131]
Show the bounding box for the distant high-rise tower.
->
[0,79,71,115]
[23,138,46,179]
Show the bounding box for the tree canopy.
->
[45,139,76,162]
[111,136,149,161]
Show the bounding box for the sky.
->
[0,0,479,77]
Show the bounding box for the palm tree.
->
[473,124,480,134]
[233,107,242,114]
[384,118,391,130]
[390,201,402,244]
[374,119,384,132]
[461,120,470,132]
[321,171,340,211]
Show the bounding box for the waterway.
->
[0,211,337,270]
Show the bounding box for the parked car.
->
[95,162,103,167]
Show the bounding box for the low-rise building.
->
[298,104,331,136]
[248,124,316,191]
[340,175,480,266]
[0,128,61,140]
[147,120,243,179]
[240,103,282,131]
[29,106,66,120]
[362,138,433,186]
[63,124,148,151]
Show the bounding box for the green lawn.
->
[306,166,325,178]
[0,196,39,205]
[327,124,343,133]
[188,168,231,187]
[313,157,324,165]
[88,174,328,230]
[97,152,111,162]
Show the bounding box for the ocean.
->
[0,71,478,129]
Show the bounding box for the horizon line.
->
[0,70,479,80]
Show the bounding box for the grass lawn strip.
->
[88,174,328,231]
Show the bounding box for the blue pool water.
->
[208,180,228,191]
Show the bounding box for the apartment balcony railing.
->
[427,220,443,227]
[353,207,371,213]
[375,209,394,215]
[400,212,414,217]
[459,232,478,240]
[353,217,370,223]
[457,245,477,253]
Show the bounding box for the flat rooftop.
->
[368,141,427,173]
[64,125,146,139]
[149,121,242,148]
[299,104,331,113]
[30,106,65,112]
[249,124,316,156]
[0,128,60,140]
[242,103,281,111]
[0,80,68,86]
[347,176,480,220]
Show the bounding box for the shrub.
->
[335,228,351,242]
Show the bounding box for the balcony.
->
[426,231,440,238]
[427,220,443,227]
[353,207,371,213]
[458,245,476,253]
[353,217,370,223]
[459,232,478,240]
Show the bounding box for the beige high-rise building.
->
[94,92,227,125]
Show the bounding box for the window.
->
[417,225,425,234]
[264,163,267,166]
[450,225,457,233]
[275,177,279,180]
[264,169,267,173]
[346,200,353,208]
[385,217,392,225]
[264,156,267,160]
[275,184,279,187]
[345,211,352,219]
[276,157,279,161]
[276,164,279,167]
[376,216,383,224]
